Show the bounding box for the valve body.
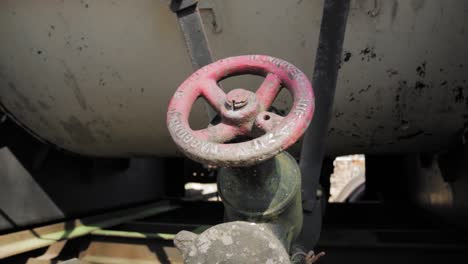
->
[168,55,314,263]
[218,152,303,251]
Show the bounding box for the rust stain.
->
[60,116,96,144]
[38,100,52,111]
[62,60,88,110]
[411,0,425,13]
[391,1,398,24]
[7,82,37,113]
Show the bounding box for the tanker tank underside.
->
[2,1,468,263]
[1,0,467,158]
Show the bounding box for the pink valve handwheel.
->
[167,55,314,167]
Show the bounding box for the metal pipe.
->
[299,0,351,246]
[217,152,303,251]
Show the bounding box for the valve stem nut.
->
[225,89,251,110]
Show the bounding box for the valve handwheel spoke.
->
[167,55,315,167]
[256,73,282,112]
[200,78,227,114]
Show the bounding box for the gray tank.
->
[0,0,466,157]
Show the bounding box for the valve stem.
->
[226,89,250,111]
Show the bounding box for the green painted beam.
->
[91,230,176,240]
[90,225,210,240]
[0,201,179,259]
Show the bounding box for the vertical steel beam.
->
[170,0,216,120]
[299,0,351,247]
[170,0,214,69]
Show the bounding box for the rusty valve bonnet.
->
[166,55,315,167]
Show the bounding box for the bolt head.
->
[226,89,251,110]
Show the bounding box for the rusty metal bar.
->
[299,0,351,247]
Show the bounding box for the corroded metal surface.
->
[174,221,290,264]
[167,55,314,167]
[218,152,303,251]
